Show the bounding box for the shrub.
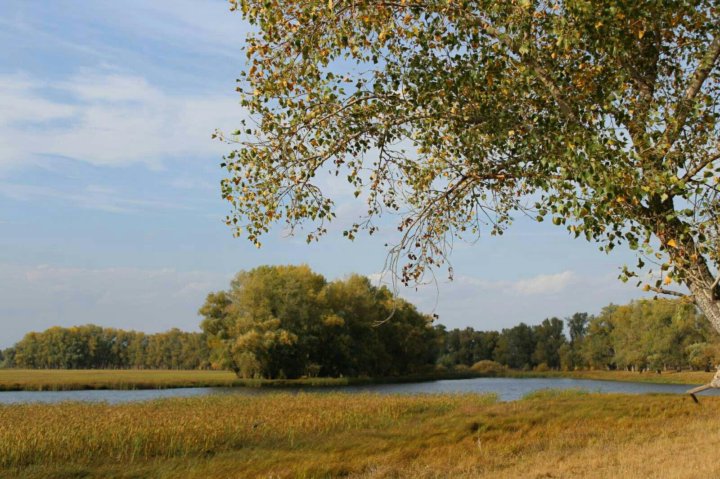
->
[535,362,551,372]
[470,360,506,376]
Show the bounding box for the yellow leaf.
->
[664,276,672,285]
[667,239,678,249]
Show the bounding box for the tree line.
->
[3,266,719,375]
[437,299,719,373]
[1,325,210,370]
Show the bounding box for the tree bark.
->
[687,261,720,334]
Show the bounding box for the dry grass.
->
[513,369,715,385]
[0,369,240,391]
[2,391,720,478]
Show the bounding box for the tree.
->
[598,298,711,371]
[561,312,589,370]
[583,307,617,370]
[9,326,209,370]
[220,1,720,334]
[493,323,536,370]
[567,313,589,346]
[200,265,326,378]
[0,348,15,368]
[532,317,566,369]
[436,327,498,367]
[199,265,437,378]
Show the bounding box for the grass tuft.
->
[521,388,591,401]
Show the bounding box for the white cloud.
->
[0,182,187,213]
[84,0,250,59]
[60,73,159,103]
[0,0,249,64]
[0,74,76,125]
[368,269,647,331]
[511,271,576,295]
[0,71,245,170]
[0,263,232,347]
[387,270,576,298]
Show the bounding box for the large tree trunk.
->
[686,260,720,334]
[684,261,720,401]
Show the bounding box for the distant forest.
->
[1,326,209,370]
[2,297,718,375]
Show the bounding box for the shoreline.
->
[0,368,714,392]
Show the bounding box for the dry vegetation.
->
[0,369,239,391]
[2,391,720,478]
[0,369,372,391]
[513,369,716,385]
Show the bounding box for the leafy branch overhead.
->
[219,1,720,329]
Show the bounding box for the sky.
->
[0,0,653,348]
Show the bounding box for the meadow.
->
[2,390,720,478]
[0,369,244,391]
[0,368,715,391]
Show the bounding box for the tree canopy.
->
[198,265,438,378]
[220,1,720,330]
[8,325,210,370]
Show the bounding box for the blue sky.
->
[0,0,651,348]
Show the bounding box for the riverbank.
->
[0,369,493,391]
[2,391,718,478]
[0,368,715,391]
[507,368,716,385]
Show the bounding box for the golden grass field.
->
[0,369,241,391]
[2,390,720,478]
[513,368,716,385]
[0,368,715,391]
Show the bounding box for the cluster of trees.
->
[0,348,9,369]
[436,300,719,372]
[199,265,437,379]
[2,325,209,370]
[436,317,568,371]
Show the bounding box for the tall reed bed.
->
[5,392,720,478]
[0,393,495,469]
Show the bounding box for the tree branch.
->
[468,20,578,123]
[658,34,720,157]
[646,285,690,298]
[683,149,720,181]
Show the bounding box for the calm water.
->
[2,377,719,404]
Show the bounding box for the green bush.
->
[535,362,551,372]
[470,360,506,376]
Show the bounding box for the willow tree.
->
[219,2,720,333]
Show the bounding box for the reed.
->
[2,391,720,478]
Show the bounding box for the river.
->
[1,376,719,404]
